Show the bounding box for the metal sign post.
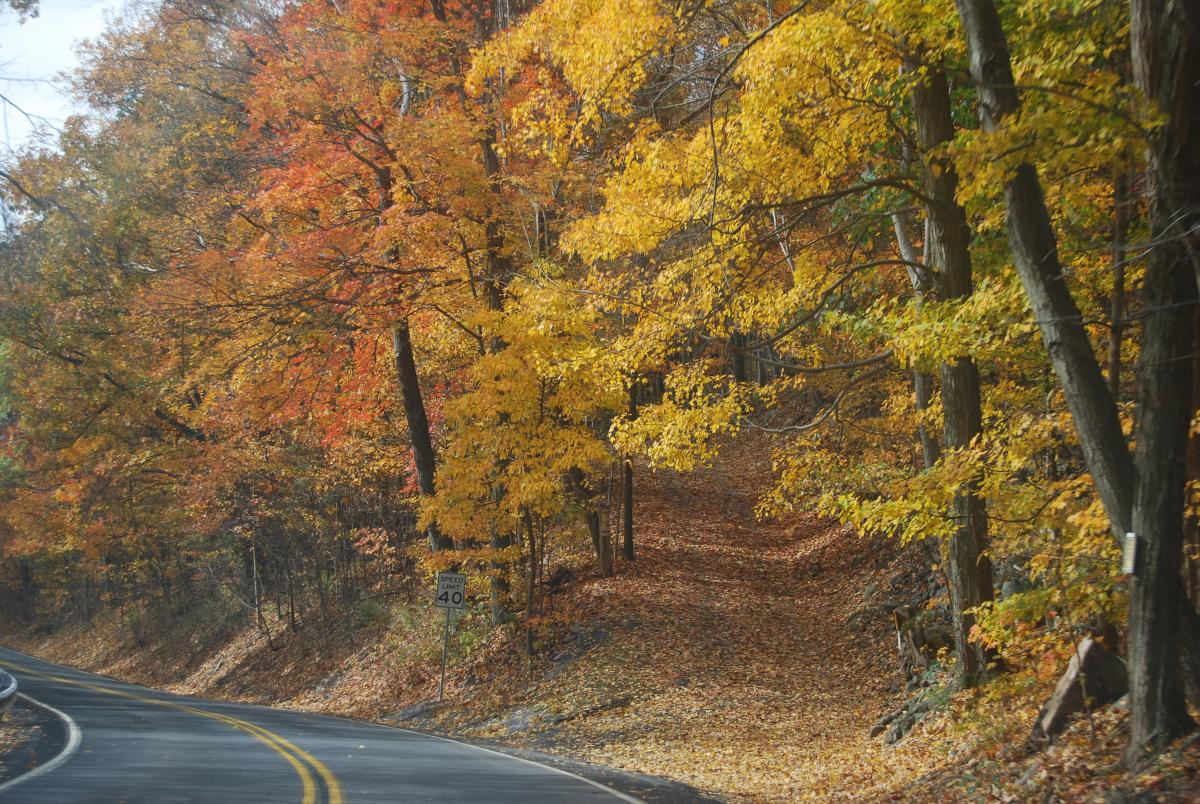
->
[434,572,466,701]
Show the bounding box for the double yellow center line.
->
[0,661,343,804]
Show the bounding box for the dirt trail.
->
[505,439,917,800]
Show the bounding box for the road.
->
[0,647,642,803]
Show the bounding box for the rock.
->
[870,709,899,737]
[875,692,936,744]
[884,712,916,744]
[1030,638,1128,744]
[1016,764,1038,789]
[384,700,443,723]
[892,607,952,678]
[908,696,933,715]
[1000,580,1023,600]
[546,565,574,594]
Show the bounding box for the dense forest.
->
[1,0,1198,796]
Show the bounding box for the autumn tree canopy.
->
[1,0,1197,764]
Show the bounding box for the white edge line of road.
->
[0,650,641,803]
[393,726,644,804]
[0,692,82,795]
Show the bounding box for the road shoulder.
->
[0,696,68,787]
[465,740,723,804]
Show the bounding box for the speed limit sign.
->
[435,572,466,610]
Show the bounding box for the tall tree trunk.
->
[954,0,1199,756]
[393,322,452,552]
[1185,308,1200,609]
[623,383,636,561]
[1128,228,1196,755]
[891,212,941,469]
[566,466,612,576]
[911,64,994,686]
[524,510,537,658]
[912,372,940,469]
[479,125,514,625]
[730,331,748,382]
[1109,170,1130,399]
[1127,0,1200,756]
[488,487,512,626]
[954,0,1136,541]
[596,505,614,578]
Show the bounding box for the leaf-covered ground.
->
[6,435,1199,800]
[448,440,922,799]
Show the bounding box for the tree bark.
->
[524,510,536,658]
[488,482,512,626]
[480,124,514,624]
[1109,170,1130,399]
[730,331,748,382]
[891,212,941,469]
[1128,228,1196,755]
[1185,307,1200,609]
[393,322,452,551]
[910,63,994,686]
[596,506,614,578]
[623,383,636,561]
[1126,0,1200,757]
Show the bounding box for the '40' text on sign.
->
[435,572,466,610]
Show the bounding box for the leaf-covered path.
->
[498,439,921,800]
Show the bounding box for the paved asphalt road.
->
[0,647,644,803]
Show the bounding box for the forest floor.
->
[5,435,1200,800]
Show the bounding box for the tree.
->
[953,0,1198,756]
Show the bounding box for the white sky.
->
[0,0,125,151]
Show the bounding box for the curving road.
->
[0,647,645,803]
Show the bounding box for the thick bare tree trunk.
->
[393,322,453,552]
[566,466,613,576]
[524,510,537,657]
[910,64,994,686]
[730,331,748,382]
[1128,230,1196,755]
[1126,0,1200,757]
